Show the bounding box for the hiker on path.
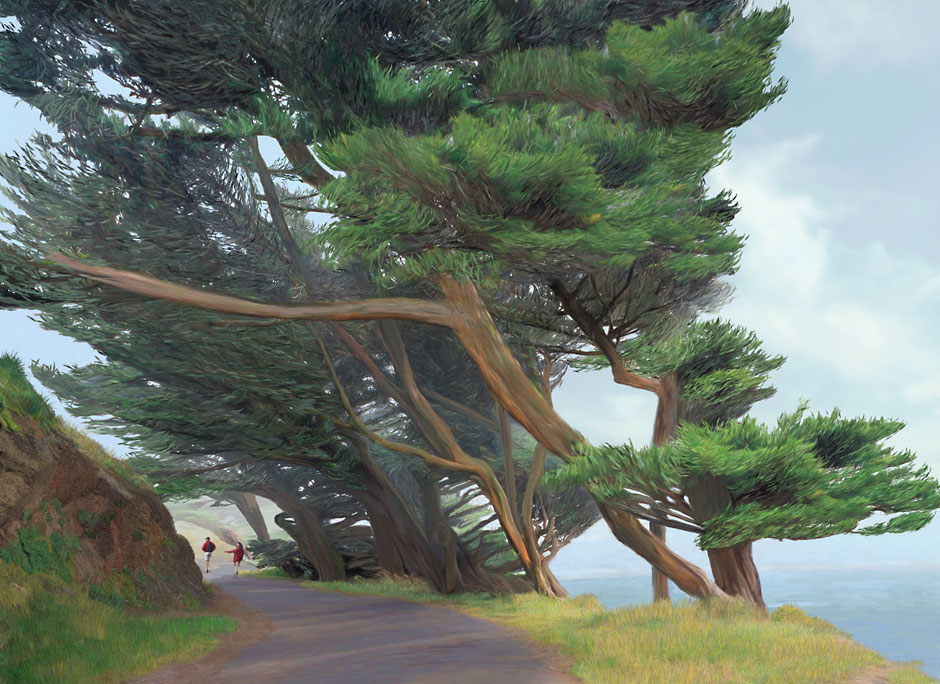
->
[225,541,246,575]
[201,537,216,573]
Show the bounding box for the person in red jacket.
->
[201,537,216,573]
[225,541,246,575]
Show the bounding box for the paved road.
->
[204,573,579,684]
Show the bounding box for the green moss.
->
[131,529,145,540]
[0,526,80,584]
[77,510,100,528]
[88,582,126,608]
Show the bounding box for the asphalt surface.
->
[202,572,579,684]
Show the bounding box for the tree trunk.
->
[706,542,764,607]
[684,473,765,608]
[351,438,480,593]
[498,406,518,523]
[258,486,346,582]
[223,490,270,540]
[597,502,726,600]
[650,373,679,601]
[649,522,669,600]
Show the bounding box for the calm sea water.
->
[562,565,939,679]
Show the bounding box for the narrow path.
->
[136,567,580,684]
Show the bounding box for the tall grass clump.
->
[0,353,56,432]
[0,561,236,684]
[302,576,935,684]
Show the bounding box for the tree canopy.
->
[2,0,936,608]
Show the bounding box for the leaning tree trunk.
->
[257,486,346,582]
[350,438,510,594]
[222,490,270,540]
[598,503,726,601]
[705,542,764,607]
[685,473,765,608]
[350,437,452,588]
[650,372,680,601]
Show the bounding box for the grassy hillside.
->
[0,560,236,684]
[0,353,237,683]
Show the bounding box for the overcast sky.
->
[1,1,937,581]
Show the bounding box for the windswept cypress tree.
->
[557,321,940,607]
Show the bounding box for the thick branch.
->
[550,280,660,394]
[47,253,456,326]
[425,389,499,431]
[278,137,335,188]
[439,275,583,460]
[249,135,319,287]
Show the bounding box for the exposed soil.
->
[843,664,907,684]
[0,418,204,608]
[133,566,581,684]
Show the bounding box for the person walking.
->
[201,537,216,573]
[225,541,246,575]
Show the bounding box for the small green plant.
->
[0,527,80,583]
[77,510,100,528]
[131,529,145,540]
[88,582,125,607]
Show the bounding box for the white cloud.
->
[753,0,940,70]
[709,135,940,471]
[553,370,658,446]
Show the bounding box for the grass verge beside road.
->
[0,562,237,684]
[248,569,934,684]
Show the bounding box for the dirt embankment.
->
[0,417,205,608]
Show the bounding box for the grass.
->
[0,353,56,432]
[0,561,237,684]
[248,574,935,684]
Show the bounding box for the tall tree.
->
[555,321,940,608]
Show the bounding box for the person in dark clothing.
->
[201,537,216,573]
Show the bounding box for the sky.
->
[1,1,938,583]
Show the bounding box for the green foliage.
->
[0,526,80,583]
[575,319,786,425]
[555,404,940,549]
[87,581,125,608]
[0,0,794,592]
[76,510,99,528]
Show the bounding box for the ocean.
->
[562,565,939,680]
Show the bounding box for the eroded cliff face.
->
[0,418,205,609]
